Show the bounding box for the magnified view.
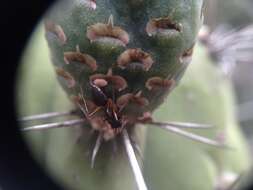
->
[17,0,253,190]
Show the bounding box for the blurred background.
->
[204,0,253,156]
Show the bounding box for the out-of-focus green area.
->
[204,0,253,160]
[205,0,253,28]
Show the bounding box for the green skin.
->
[45,0,203,120]
[17,0,251,190]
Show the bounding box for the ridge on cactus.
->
[18,0,237,190]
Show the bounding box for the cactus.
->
[44,0,204,139]
[17,0,251,190]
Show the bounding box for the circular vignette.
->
[0,0,62,190]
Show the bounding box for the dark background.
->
[0,0,61,189]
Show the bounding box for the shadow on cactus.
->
[17,0,251,190]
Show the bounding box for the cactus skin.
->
[45,0,204,140]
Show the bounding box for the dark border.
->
[0,0,61,189]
